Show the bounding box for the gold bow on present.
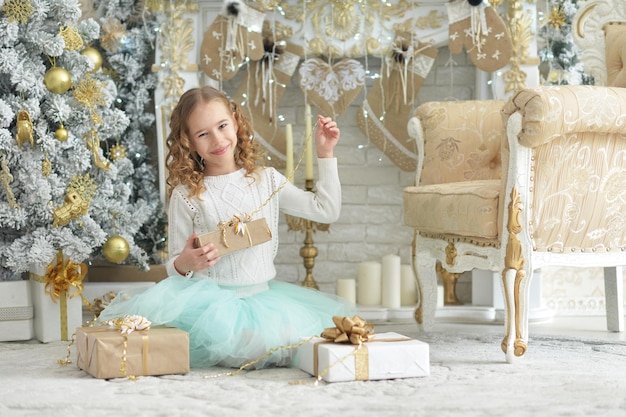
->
[217,214,253,248]
[320,315,375,345]
[41,252,87,302]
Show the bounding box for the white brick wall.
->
[223,47,477,294]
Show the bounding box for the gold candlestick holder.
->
[285,179,330,290]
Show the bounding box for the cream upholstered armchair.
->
[403,86,626,362]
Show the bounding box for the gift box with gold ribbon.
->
[76,323,190,379]
[0,280,34,342]
[30,252,86,343]
[298,315,430,382]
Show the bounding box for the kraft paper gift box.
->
[0,280,34,342]
[76,326,190,379]
[298,332,430,383]
[194,217,272,257]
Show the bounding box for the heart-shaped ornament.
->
[298,58,365,118]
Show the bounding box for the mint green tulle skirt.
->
[98,276,356,369]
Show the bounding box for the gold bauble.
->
[55,124,68,141]
[80,46,103,72]
[103,235,130,263]
[44,67,72,94]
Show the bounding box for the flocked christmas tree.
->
[0,0,166,280]
[537,0,594,85]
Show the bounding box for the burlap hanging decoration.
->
[447,0,512,72]
[200,0,265,81]
[357,32,438,172]
[234,28,303,169]
[298,57,365,119]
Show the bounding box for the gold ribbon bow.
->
[320,315,375,345]
[43,253,87,302]
[217,214,253,248]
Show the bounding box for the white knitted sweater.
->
[166,158,341,290]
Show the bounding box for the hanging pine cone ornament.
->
[44,66,71,94]
[55,123,68,141]
[80,46,103,72]
[103,235,130,263]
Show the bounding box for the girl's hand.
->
[173,232,220,275]
[315,115,340,158]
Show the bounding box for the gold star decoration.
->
[2,0,34,25]
[109,142,127,161]
[548,6,566,30]
[59,26,84,51]
[73,75,106,124]
[100,19,127,52]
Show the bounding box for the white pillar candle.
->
[284,123,294,182]
[336,278,356,304]
[400,264,418,306]
[304,104,314,180]
[381,254,401,308]
[437,285,445,308]
[357,261,381,306]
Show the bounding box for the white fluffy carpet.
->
[2,324,626,417]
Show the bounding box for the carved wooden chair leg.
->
[436,261,462,305]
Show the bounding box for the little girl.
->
[99,86,356,368]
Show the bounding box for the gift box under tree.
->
[0,280,34,342]
[30,252,86,343]
[75,317,189,379]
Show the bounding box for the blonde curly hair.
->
[166,86,264,198]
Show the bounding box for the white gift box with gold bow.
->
[298,331,430,383]
[0,280,34,342]
[30,278,83,343]
[29,253,86,343]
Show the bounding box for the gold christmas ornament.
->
[42,155,52,177]
[52,174,97,227]
[80,46,103,72]
[73,75,106,124]
[55,123,68,141]
[100,19,126,52]
[59,25,83,51]
[0,152,19,209]
[2,0,35,25]
[103,235,130,263]
[109,142,127,161]
[15,109,34,147]
[44,66,72,94]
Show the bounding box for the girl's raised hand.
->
[315,115,340,158]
